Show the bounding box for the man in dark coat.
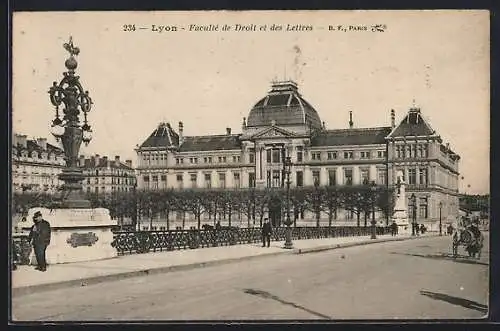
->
[262,218,272,248]
[391,221,398,236]
[28,211,51,272]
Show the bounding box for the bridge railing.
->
[111,226,391,256]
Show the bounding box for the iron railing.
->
[112,226,391,255]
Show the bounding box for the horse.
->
[452,228,484,259]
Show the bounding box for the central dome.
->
[246,80,322,129]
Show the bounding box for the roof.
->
[388,107,435,138]
[179,135,242,152]
[82,157,134,170]
[310,127,392,146]
[247,81,322,129]
[139,122,179,148]
[13,139,63,156]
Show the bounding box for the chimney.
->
[125,159,132,168]
[178,121,184,145]
[37,137,47,150]
[226,127,231,135]
[102,156,108,168]
[391,109,395,128]
[95,154,100,167]
[322,121,326,129]
[115,155,120,166]
[242,117,246,130]
[349,111,353,129]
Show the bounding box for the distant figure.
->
[262,218,272,248]
[391,221,398,236]
[28,211,51,272]
[215,221,221,231]
[420,224,426,234]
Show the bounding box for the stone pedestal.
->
[22,207,117,265]
[391,170,410,234]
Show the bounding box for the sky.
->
[12,10,489,194]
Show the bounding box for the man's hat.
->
[33,211,42,218]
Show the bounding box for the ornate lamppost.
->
[314,179,320,228]
[439,201,443,236]
[411,193,417,236]
[49,36,93,208]
[283,156,293,249]
[370,181,377,239]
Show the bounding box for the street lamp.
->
[283,156,293,249]
[439,201,443,236]
[370,181,377,239]
[49,36,93,208]
[411,193,417,236]
[314,178,320,228]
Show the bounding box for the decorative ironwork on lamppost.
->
[439,201,443,236]
[283,156,293,249]
[370,181,377,239]
[49,36,93,208]
[314,178,320,228]
[411,193,417,236]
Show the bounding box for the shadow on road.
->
[420,290,488,314]
[242,288,331,320]
[390,252,489,266]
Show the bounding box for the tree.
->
[321,186,341,227]
[254,189,271,227]
[376,187,396,225]
[290,187,308,227]
[341,186,364,227]
[183,190,208,230]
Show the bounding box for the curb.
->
[12,234,440,296]
[294,234,440,255]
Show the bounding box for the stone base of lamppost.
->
[283,218,293,249]
[21,207,117,265]
[370,220,377,239]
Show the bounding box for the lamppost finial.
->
[63,36,80,57]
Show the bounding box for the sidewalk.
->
[11,233,438,296]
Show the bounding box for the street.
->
[12,234,489,321]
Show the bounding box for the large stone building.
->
[12,133,65,193]
[79,154,136,195]
[135,80,460,228]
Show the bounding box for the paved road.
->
[12,234,489,321]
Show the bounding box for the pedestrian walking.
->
[262,218,272,248]
[391,221,398,236]
[28,211,51,272]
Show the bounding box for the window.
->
[406,145,411,158]
[423,144,429,158]
[327,152,337,160]
[205,173,212,188]
[312,152,321,161]
[296,171,303,187]
[419,197,428,218]
[360,151,370,159]
[344,151,353,159]
[272,149,281,163]
[377,168,386,185]
[360,169,369,185]
[396,146,402,159]
[266,171,271,187]
[249,173,255,187]
[344,168,353,185]
[218,173,225,188]
[297,147,303,162]
[208,157,212,163]
[266,150,272,163]
[419,168,428,186]
[312,170,320,185]
[272,170,281,187]
[161,175,167,182]
[176,174,183,182]
[377,151,386,158]
[233,173,240,188]
[328,169,336,186]
[232,156,238,163]
[408,168,417,185]
[190,174,197,188]
[204,157,208,163]
[95,187,98,193]
[249,149,255,163]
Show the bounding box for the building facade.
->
[80,154,137,195]
[135,80,460,228]
[12,133,65,194]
